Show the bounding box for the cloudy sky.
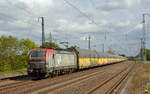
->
[0,0,150,56]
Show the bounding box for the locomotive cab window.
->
[30,51,46,59]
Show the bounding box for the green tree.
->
[19,38,39,68]
[20,38,38,54]
[0,36,20,71]
[0,36,39,72]
[146,49,150,61]
[107,49,115,55]
[119,54,126,57]
[45,41,59,49]
[137,49,150,61]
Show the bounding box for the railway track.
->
[45,61,134,94]
[0,75,28,82]
[21,62,129,94]
[31,66,114,94]
[0,62,126,94]
[0,61,133,94]
[106,65,134,94]
[0,78,10,82]
[85,62,135,94]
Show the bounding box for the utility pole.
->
[102,44,104,53]
[49,32,52,42]
[104,31,106,53]
[80,34,93,50]
[141,14,148,63]
[105,31,107,40]
[140,38,143,61]
[88,35,91,50]
[39,17,45,47]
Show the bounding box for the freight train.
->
[27,47,127,78]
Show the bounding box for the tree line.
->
[0,35,59,72]
[0,36,38,72]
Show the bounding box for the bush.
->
[0,35,38,72]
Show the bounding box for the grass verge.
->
[0,68,27,79]
[127,62,150,94]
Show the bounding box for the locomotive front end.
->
[27,49,54,77]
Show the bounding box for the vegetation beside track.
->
[0,68,27,79]
[127,62,150,94]
[0,68,27,75]
[0,35,38,72]
[0,35,59,73]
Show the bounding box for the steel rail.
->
[1,63,115,94]
[18,62,126,94]
[106,63,135,94]
[85,63,134,94]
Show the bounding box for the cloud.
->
[0,0,149,56]
[107,2,121,8]
[116,21,130,27]
[125,0,141,8]
[95,0,141,11]
[18,0,54,8]
[56,19,98,32]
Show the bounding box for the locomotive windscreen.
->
[30,51,46,59]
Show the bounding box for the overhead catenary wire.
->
[1,0,48,41]
[0,12,39,28]
[63,0,99,26]
[63,0,100,50]
[1,0,142,56]
[6,0,34,17]
[6,0,57,36]
[0,12,40,40]
[5,0,41,27]
[6,0,57,39]
[63,0,142,56]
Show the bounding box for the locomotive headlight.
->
[28,64,30,68]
